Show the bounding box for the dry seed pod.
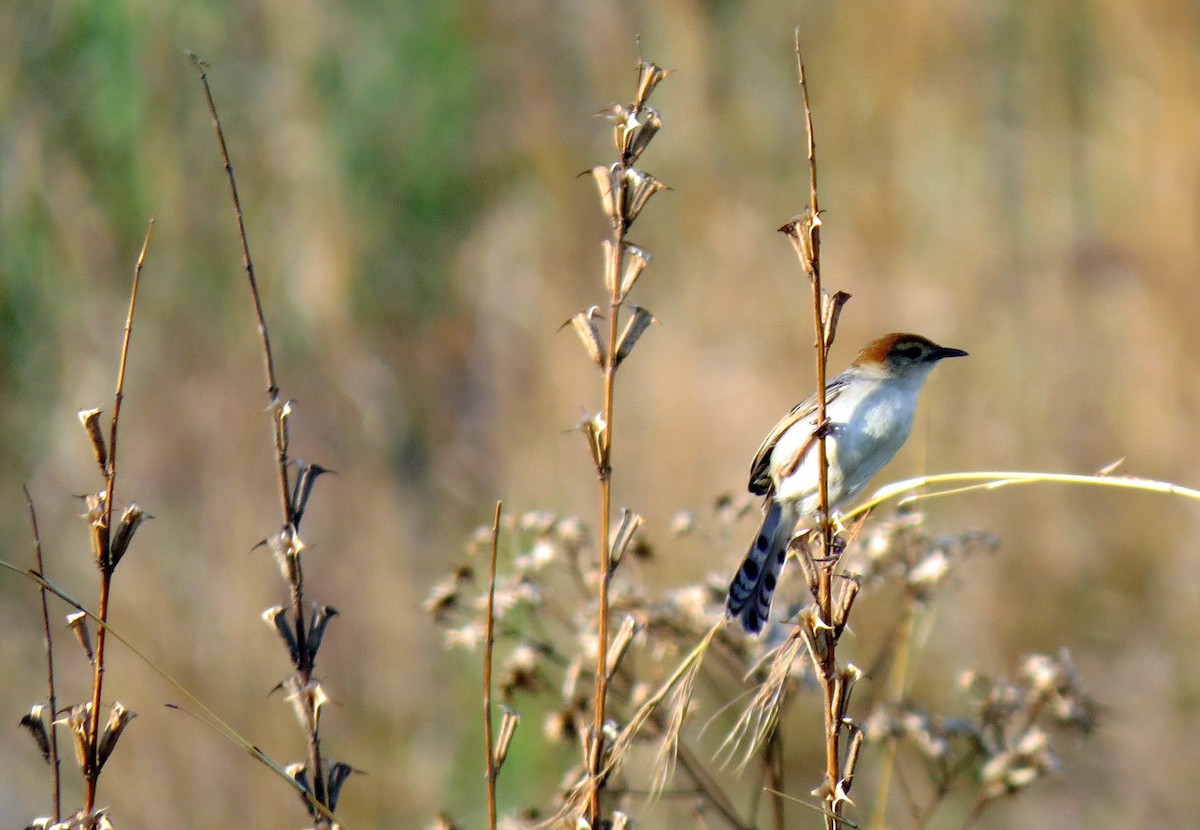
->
[494,706,521,770]
[561,307,606,368]
[620,168,666,228]
[19,705,51,763]
[109,504,150,569]
[66,611,94,663]
[822,290,852,349]
[268,528,305,588]
[290,462,333,530]
[613,306,658,368]
[634,61,671,109]
[96,701,135,769]
[78,408,108,474]
[272,397,293,456]
[617,244,650,300]
[577,412,607,471]
[262,605,299,663]
[285,762,318,818]
[779,207,822,279]
[602,103,638,159]
[307,605,339,656]
[326,760,356,811]
[624,106,662,164]
[608,509,644,573]
[605,615,638,680]
[588,164,622,226]
[64,703,92,770]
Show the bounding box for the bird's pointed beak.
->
[931,345,968,361]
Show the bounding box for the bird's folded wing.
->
[747,378,847,496]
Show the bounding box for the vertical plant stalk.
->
[483,502,502,830]
[191,53,338,818]
[589,234,622,827]
[579,61,669,827]
[793,35,843,830]
[85,218,153,812]
[25,487,61,821]
[188,53,291,525]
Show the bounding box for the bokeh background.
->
[3,1,1200,827]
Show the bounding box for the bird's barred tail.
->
[726,500,797,634]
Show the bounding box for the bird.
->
[727,332,967,634]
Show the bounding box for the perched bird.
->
[727,333,967,634]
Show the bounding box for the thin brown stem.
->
[86,218,153,812]
[484,502,503,830]
[589,204,624,828]
[188,52,291,526]
[25,487,61,820]
[795,32,843,830]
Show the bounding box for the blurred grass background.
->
[2,0,1200,826]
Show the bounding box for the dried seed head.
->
[608,510,644,575]
[613,305,658,368]
[290,462,334,530]
[109,503,151,569]
[78,408,108,474]
[307,605,339,657]
[96,701,136,769]
[620,168,667,228]
[19,705,51,763]
[326,760,356,811]
[576,411,607,471]
[605,615,639,680]
[618,244,651,300]
[634,60,671,109]
[561,307,607,368]
[67,611,94,663]
[262,605,299,663]
[588,164,622,226]
[494,706,521,770]
[63,702,92,771]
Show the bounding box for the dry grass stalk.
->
[191,54,350,828]
[577,57,671,829]
[24,488,62,821]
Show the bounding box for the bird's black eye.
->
[895,344,923,361]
